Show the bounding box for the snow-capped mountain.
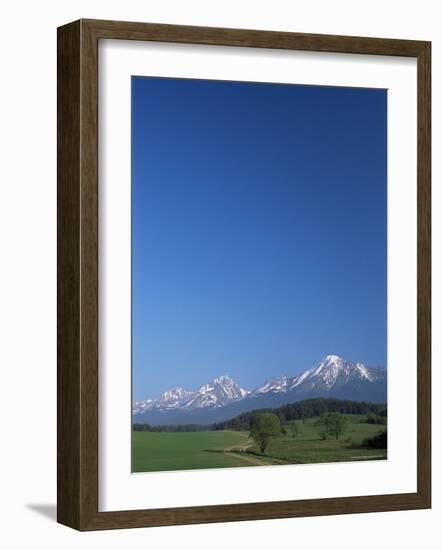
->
[133,355,387,425]
[132,399,154,415]
[133,376,248,415]
[133,387,192,414]
[287,355,384,393]
[249,375,289,397]
[181,376,249,409]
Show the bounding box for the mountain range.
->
[133,355,387,425]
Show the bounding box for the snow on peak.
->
[213,375,234,384]
[252,375,289,396]
[132,398,153,415]
[145,375,251,411]
[289,368,312,388]
[160,387,191,401]
[132,355,385,416]
[354,362,375,381]
[322,354,344,365]
[303,355,383,389]
[308,355,344,380]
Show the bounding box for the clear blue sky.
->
[132,76,387,401]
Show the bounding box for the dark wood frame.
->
[57,18,431,531]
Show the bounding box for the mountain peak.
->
[251,375,289,396]
[160,386,190,399]
[310,355,344,377]
[176,375,249,409]
[213,375,234,384]
[307,355,386,389]
[133,355,387,420]
[322,354,344,364]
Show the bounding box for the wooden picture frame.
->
[57,18,431,530]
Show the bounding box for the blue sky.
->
[132,76,387,401]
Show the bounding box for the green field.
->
[132,430,256,472]
[132,414,387,473]
[248,417,387,464]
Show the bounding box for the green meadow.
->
[132,414,387,473]
[249,416,386,464]
[132,430,253,472]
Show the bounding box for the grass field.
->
[132,430,254,472]
[132,414,387,473]
[248,417,387,464]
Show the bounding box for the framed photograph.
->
[57,19,431,530]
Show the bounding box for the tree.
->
[315,412,348,440]
[250,412,281,453]
[291,422,300,438]
[231,417,241,430]
[328,412,348,440]
[315,415,330,440]
[301,406,306,424]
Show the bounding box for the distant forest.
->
[133,397,387,433]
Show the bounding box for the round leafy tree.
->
[315,412,348,440]
[250,412,281,453]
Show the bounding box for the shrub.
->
[362,429,387,449]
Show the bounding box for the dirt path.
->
[223,433,269,467]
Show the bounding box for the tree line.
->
[133,398,387,433]
[133,423,208,432]
[212,398,387,431]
